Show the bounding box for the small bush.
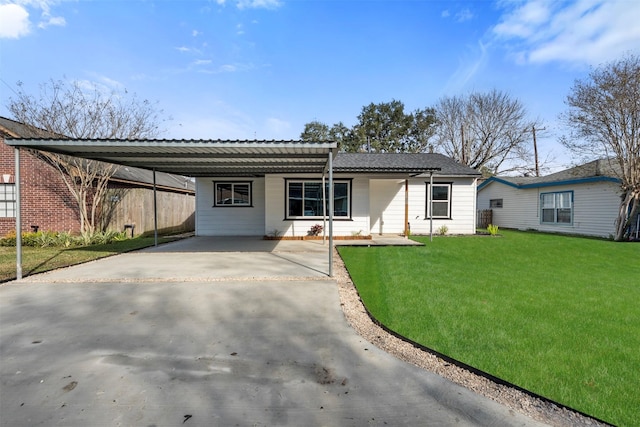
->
[308,224,323,236]
[437,225,449,236]
[487,224,499,236]
[0,230,128,247]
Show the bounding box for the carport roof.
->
[4,138,338,177]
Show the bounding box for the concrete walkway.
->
[0,237,548,426]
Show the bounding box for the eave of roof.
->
[5,138,338,177]
[477,175,621,191]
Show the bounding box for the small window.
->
[0,184,16,218]
[214,182,252,207]
[286,180,351,219]
[426,183,452,219]
[490,199,503,208]
[540,191,572,225]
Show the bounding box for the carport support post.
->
[404,179,409,237]
[153,168,158,246]
[14,148,22,280]
[328,149,334,277]
[429,171,434,242]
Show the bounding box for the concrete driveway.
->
[0,237,548,426]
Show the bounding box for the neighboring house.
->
[0,117,195,236]
[196,153,481,237]
[477,159,626,238]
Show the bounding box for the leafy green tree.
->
[561,53,640,241]
[302,100,436,153]
[300,120,330,141]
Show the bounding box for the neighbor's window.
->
[426,183,452,218]
[0,184,16,218]
[214,182,252,207]
[490,198,503,208]
[286,180,350,219]
[540,191,572,224]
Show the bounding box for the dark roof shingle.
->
[334,153,480,176]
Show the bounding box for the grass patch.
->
[0,236,181,282]
[338,230,640,426]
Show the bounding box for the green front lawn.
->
[0,236,179,282]
[338,230,640,426]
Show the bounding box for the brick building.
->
[0,117,195,236]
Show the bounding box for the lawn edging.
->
[362,305,611,426]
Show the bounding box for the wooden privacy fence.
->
[477,209,492,228]
[105,188,195,236]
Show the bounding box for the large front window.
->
[214,182,252,206]
[426,183,451,219]
[0,184,16,218]
[286,180,350,219]
[541,191,572,224]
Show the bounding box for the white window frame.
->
[490,198,503,208]
[426,182,452,219]
[0,184,16,218]
[285,179,351,219]
[213,181,252,207]
[540,191,573,225]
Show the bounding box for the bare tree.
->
[8,78,166,236]
[433,89,538,175]
[561,53,640,241]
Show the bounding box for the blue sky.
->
[1,0,639,170]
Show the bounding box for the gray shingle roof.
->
[478,159,621,191]
[334,153,481,176]
[0,116,61,138]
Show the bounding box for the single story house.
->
[0,117,195,236]
[196,152,481,237]
[4,139,481,239]
[477,159,626,238]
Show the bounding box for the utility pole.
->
[532,126,545,177]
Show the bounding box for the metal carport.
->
[4,138,338,279]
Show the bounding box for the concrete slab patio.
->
[0,237,548,426]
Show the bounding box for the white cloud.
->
[236,0,282,10]
[0,4,31,39]
[38,14,65,29]
[0,0,69,39]
[443,40,489,94]
[455,8,474,22]
[441,7,473,23]
[192,29,202,37]
[493,0,640,65]
[192,59,212,66]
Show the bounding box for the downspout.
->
[328,149,334,277]
[14,148,22,280]
[153,168,158,246]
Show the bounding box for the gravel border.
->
[332,248,609,427]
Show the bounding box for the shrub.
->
[308,224,323,236]
[437,225,449,236]
[487,224,499,236]
[0,230,128,247]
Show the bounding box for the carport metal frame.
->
[6,139,338,279]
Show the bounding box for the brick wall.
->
[0,140,81,235]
